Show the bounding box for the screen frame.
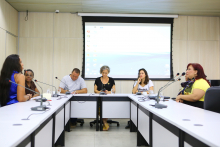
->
[81,16,174,81]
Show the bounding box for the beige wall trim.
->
[5,30,7,58]
[0,27,17,37]
[5,0,18,11]
[6,31,18,37]
[52,12,55,91]
[179,15,220,17]
[17,12,20,54]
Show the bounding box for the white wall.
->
[0,0,18,69]
[18,13,220,97]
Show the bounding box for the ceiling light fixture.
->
[77,13,178,18]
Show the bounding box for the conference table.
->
[129,95,220,147]
[0,94,71,147]
[71,94,130,131]
[0,93,220,147]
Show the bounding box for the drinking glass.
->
[57,87,61,95]
[159,92,164,100]
[111,88,115,94]
[149,90,154,95]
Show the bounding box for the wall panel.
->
[173,16,188,40]
[53,38,83,88]
[5,2,18,36]
[172,40,188,73]
[54,13,82,38]
[0,0,7,31]
[0,0,18,35]
[187,41,200,64]
[18,13,220,97]
[6,33,17,56]
[0,28,6,69]
[188,16,219,41]
[19,38,53,91]
[199,41,219,79]
[19,13,53,37]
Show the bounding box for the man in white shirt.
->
[59,68,87,126]
[59,68,87,94]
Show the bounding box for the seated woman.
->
[94,65,115,131]
[132,68,154,94]
[0,54,32,106]
[24,69,40,97]
[176,63,210,109]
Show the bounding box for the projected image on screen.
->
[84,22,171,79]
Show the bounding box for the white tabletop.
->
[1,93,220,147]
[129,95,220,147]
[0,95,72,147]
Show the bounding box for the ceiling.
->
[6,0,220,16]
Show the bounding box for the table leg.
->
[100,97,103,131]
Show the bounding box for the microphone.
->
[6,78,40,95]
[160,72,184,92]
[159,78,182,93]
[100,77,107,95]
[148,73,180,99]
[31,80,50,111]
[33,79,44,96]
[154,72,185,109]
[157,73,180,93]
[6,78,48,111]
[55,77,71,95]
[34,79,59,97]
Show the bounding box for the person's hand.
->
[176,95,183,103]
[71,91,78,94]
[111,89,115,93]
[104,90,108,94]
[137,78,141,84]
[27,94,32,100]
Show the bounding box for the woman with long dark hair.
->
[0,54,32,106]
[132,68,154,94]
[176,63,210,108]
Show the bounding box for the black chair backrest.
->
[204,86,220,113]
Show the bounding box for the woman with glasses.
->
[24,69,40,97]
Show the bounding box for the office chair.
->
[204,86,220,113]
[90,100,120,127]
[90,119,119,127]
[77,119,84,126]
[125,120,130,129]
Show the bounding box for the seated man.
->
[59,68,87,94]
[59,68,87,126]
